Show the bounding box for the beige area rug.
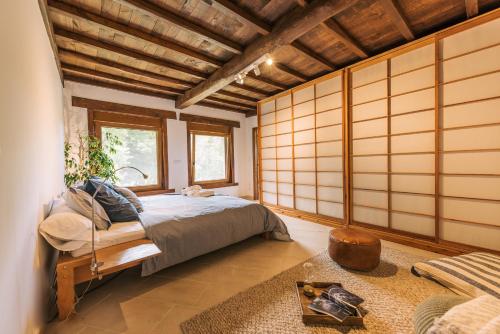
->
[181,247,453,334]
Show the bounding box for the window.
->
[188,122,235,188]
[101,126,159,187]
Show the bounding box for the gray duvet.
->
[139,194,291,276]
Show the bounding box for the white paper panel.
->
[262,181,277,193]
[261,147,276,159]
[276,146,292,159]
[277,171,293,183]
[276,120,292,134]
[294,129,315,145]
[391,212,435,236]
[262,192,277,205]
[442,44,500,83]
[352,80,387,105]
[276,133,292,146]
[441,176,500,200]
[442,125,500,151]
[261,112,275,125]
[293,86,315,104]
[261,170,276,181]
[316,76,341,97]
[391,66,434,95]
[441,18,500,60]
[391,154,434,173]
[391,132,434,153]
[260,124,275,137]
[278,182,294,195]
[316,109,342,127]
[294,143,315,158]
[261,100,275,114]
[296,198,316,213]
[317,125,342,142]
[440,219,500,251]
[316,92,342,112]
[442,152,500,174]
[318,201,343,218]
[353,156,387,172]
[391,44,434,75]
[317,172,343,187]
[276,94,291,109]
[276,107,292,122]
[294,115,315,131]
[261,136,275,148]
[352,99,387,121]
[278,194,294,208]
[352,137,387,155]
[391,193,434,216]
[442,72,500,106]
[441,197,500,227]
[352,61,387,87]
[391,110,434,134]
[353,118,387,139]
[353,206,388,227]
[317,186,343,202]
[317,157,343,172]
[391,88,434,114]
[261,159,276,171]
[296,185,316,198]
[353,174,388,190]
[392,175,435,194]
[293,100,314,118]
[317,141,343,156]
[295,171,316,185]
[295,158,315,171]
[277,159,293,171]
[353,189,388,209]
[442,98,500,128]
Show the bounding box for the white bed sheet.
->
[70,221,146,257]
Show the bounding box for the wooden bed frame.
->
[56,239,161,320]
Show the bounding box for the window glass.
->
[102,126,158,187]
[193,134,228,182]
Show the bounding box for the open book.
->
[308,285,363,322]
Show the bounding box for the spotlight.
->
[266,56,273,66]
[253,65,261,76]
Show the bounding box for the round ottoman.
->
[328,227,381,271]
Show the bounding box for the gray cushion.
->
[63,188,111,230]
[114,186,144,213]
[414,294,470,334]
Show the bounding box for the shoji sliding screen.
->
[438,18,500,251]
[258,72,345,222]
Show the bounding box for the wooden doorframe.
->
[252,127,259,200]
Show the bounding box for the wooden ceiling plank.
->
[378,0,415,41]
[465,0,479,18]
[274,63,309,82]
[197,102,250,114]
[55,27,208,79]
[290,41,336,69]
[228,83,270,96]
[48,0,223,67]
[176,0,357,109]
[246,73,289,90]
[118,0,243,54]
[204,96,255,110]
[216,90,259,103]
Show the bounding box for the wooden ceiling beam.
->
[47,0,222,67]
[197,102,250,114]
[204,96,255,110]
[228,83,270,97]
[246,73,289,90]
[210,0,336,69]
[176,0,357,109]
[378,0,415,41]
[119,0,242,54]
[54,27,209,79]
[274,63,309,82]
[465,0,479,18]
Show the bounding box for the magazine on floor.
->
[307,285,363,321]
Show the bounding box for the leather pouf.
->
[328,227,381,271]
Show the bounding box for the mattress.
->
[70,220,146,257]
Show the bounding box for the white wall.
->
[0,2,65,333]
[64,82,256,197]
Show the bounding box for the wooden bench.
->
[56,239,161,320]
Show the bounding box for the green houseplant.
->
[64,133,122,188]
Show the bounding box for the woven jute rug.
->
[181,247,452,334]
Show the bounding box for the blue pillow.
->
[83,179,140,222]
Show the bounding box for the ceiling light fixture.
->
[233,54,272,85]
[253,65,261,76]
[266,55,273,65]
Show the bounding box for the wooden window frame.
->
[187,123,237,189]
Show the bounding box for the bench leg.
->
[56,264,75,320]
